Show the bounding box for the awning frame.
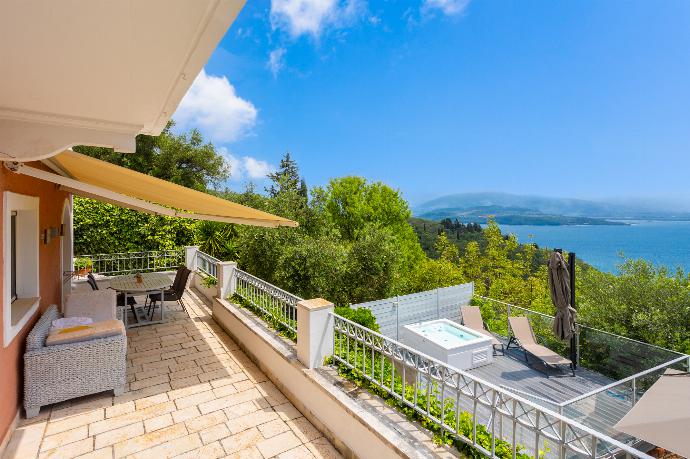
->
[4,161,297,228]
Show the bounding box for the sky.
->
[172,0,690,207]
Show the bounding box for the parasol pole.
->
[568,251,578,368]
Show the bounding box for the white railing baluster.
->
[330,312,654,459]
[230,268,300,335]
[77,249,184,276]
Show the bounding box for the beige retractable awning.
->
[7,150,297,228]
[614,369,690,458]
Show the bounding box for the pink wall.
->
[0,163,69,441]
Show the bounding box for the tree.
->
[460,241,483,294]
[73,121,228,191]
[267,152,301,197]
[435,232,460,264]
[195,221,239,261]
[345,226,399,303]
[73,196,197,254]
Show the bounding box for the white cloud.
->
[244,157,275,179]
[270,0,365,38]
[219,148,275,181]
[422,0,470,16]
[174,69,257,143]
[268,47,287,77]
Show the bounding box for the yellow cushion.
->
[46,320,125,346]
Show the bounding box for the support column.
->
[297,298,334,369]
[216,261,237,299]
[184,246,199,272]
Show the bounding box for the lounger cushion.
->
[523,343,571,365]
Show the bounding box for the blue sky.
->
[173,0,690,207]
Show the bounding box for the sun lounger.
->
[461,306,504,355]
[507,316,575,377]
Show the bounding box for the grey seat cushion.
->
[26,304,60,350]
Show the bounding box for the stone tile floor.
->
[4,288,341,459]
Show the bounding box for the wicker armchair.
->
[23,305,127,418]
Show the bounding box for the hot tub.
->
[400,319,494,370]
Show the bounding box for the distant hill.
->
[414,192,690,225]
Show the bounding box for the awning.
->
[614,369,690,457]
[5,150,297,228]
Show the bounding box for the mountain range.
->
[414,193,690,225]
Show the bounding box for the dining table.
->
[109,272,172,328]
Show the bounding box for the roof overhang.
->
[0,0,245,161]
[3,151,298,228]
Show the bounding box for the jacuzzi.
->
[400,319,494,370]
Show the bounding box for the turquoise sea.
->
[499,221,690,274]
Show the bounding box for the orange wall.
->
[0,163,69,441]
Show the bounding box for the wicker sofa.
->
[23,304,127,418]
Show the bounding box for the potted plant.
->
[74,257,93,277]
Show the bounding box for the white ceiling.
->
[0,0,245,161]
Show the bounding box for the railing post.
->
[575,322,581,368]
[296,298,334,369]
[631,378,637,406]
[185,246,199,272]
[216,261,237,300]
[395,296,400,340]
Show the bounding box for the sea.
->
[498,220,690,274]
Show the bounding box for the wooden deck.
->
[466,340,635,445]
[468,346,612,404]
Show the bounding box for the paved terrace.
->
[4,288,341,459]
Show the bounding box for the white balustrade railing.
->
[232,269,301,335]
[331,313,654,459]
[196,251,220,278]
[78,249,184,276]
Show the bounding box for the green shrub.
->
[201,275,218,288]
[334,306,379,332]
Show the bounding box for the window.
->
[4,192,40,347]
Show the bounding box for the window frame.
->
[3,192,40,347]
[10,211,17,303]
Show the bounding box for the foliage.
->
[201,275,218,288]
[73,197,197,254]
[195,221,239,261]
[333,306,379,332]
[330,330,541,459]
[74,121,228,191]
[230,291,297,341]
[72,126,690,358]
[577,259,690,354]
[74,257,92,270]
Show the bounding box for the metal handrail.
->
[331,313,653,459]
[560,354,690,408]
[232,269,301,335]
[77,249,184,276]
[475,295,690,408]
[476,295,686,356]
[500,385,560,408]
[196,251,220,278]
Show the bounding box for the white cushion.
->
[64,290,117,322]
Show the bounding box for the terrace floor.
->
[4,288,341,459]
[465,337,631,442]
[468,344,614,405]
